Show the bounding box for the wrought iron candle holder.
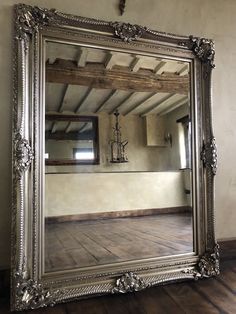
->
[110,110,128,163]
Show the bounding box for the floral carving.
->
[14,132,33,181]
[15,271,56,310]
[189,36,215,68]
[182,243,220,279]
[111,22,146,42]
[198,243,220,277]
[15,4,57,45]
[179,36,215,69]
[201,138,217,175]
[112,272,148,293]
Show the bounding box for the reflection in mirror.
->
[44,41,193,273]
[45,115,99,165]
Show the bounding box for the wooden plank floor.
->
[1,258,235,313]
[45,213,193,272]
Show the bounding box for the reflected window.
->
[74,147,95,160]
[177,115,191,169]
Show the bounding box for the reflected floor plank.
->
[45,213,193,272]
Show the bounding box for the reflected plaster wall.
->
[45,172,188,216]
[46,113,172,173]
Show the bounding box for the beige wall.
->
[45,172,188,216]
[1,0,235,269]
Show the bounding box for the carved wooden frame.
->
[11,3,218,311]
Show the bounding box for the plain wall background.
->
[0,0,235,269]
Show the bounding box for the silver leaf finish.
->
[112,272,148,293]
[15,4,57,45]
[111,22,146,42]
[198,243,220,277]
[14,271,57,310]
[14,132,33,181]
[183,243,220,279]
[12,3,218,310]
[179,36,215,69]
[189,36,215,68]
[201,138,217,175]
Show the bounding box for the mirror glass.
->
[45,115,99,165]
[44,41,193,273]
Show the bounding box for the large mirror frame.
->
[11,3,218,311]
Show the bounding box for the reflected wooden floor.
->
[45,213,193,272]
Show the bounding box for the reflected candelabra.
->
[110,110,128,163]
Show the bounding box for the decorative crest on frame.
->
[180,36,215,69]
[112,272,149,293]
[201,138,217,175]
[189,36,215,68]
[15,4,57,45]
[14,132,33,181]
[111,22,146,42]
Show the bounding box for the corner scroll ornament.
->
[15,271,57,310]
[183,243,220,279]
[112,272,149,294]
[14,132,34,181]
[111,22,147,42]
[201,138,217,175]
[15,4,58,48]
[180,36,215,69]
[198,243,220,277]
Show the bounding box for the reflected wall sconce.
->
[164,132,172,147]
[110,110,128,163]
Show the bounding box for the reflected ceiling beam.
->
[46,59,189,94]
[57,85,69,113]
[74,87,92,113]
[109,92,136,114]
[65,121,73,133]
[130,56,143,72]
[104,51,116,70]
[51,121,58,134]
[57,50,89,113]
[77,48,88,67]
[154,61,167,75]
[78,122,88,133]
[159,97,189,116]
[45,131,92,141]
[94,89,118,113]
[140,93,175,116]
[178,64,189,76]
[123,92,156,116]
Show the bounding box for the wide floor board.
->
[45,213,193,272]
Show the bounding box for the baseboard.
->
[219,239,236,260]
[46,206,191,224]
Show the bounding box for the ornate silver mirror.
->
[12,3,218,311]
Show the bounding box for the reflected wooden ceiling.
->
[45,42,190,117]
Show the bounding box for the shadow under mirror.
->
[44,41,193,273]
